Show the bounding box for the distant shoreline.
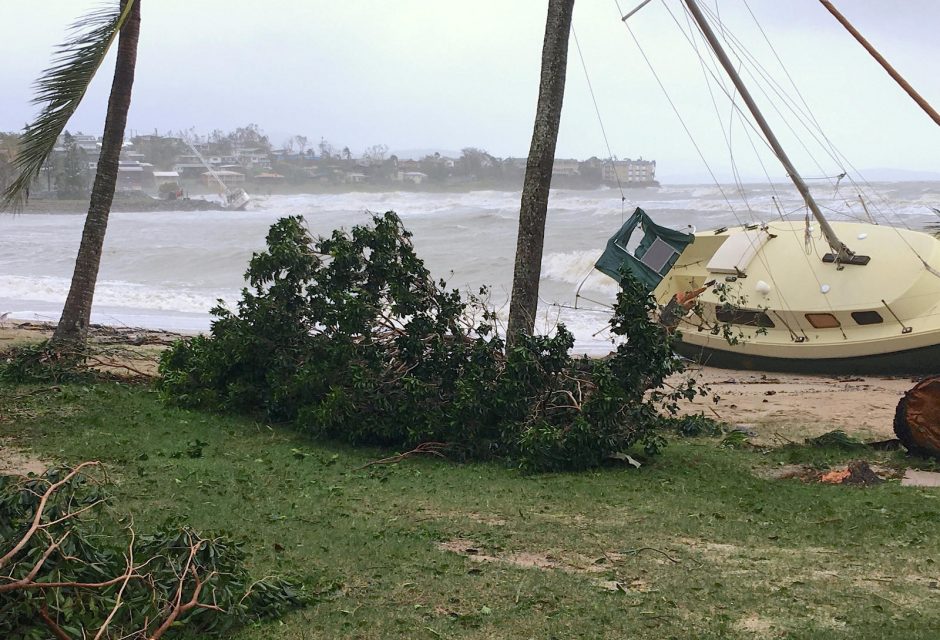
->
[14,178,939,215]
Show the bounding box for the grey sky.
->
[2,1,938,181]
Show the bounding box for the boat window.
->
[805,313,841,329]
[638,237,680,275]
[715,307,775,328]
[851,311,883,325]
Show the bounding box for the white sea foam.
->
[0,275,233,314]
[3,182,936,352]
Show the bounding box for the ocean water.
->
[2,182,938,355]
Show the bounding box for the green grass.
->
[2,381,940,639]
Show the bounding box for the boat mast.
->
[185,140,231,196]
[819,0,940,128]
[681,0,855,263]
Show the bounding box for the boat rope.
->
[770,309,806,343]
[707,0,916,242]
[668,1,788,224]
[740,0,917,235]
[693,3,940,290]
[623,0,820,338]
[571,24,627,221]
[612,0,742,221]
[675,4,756,221]
[677,3,841,336]
[695,3,848,194]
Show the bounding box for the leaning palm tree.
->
[2,0,141,347]
[507,0,575,346]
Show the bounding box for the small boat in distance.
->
[595,0,940,375]
[185,141,250,211]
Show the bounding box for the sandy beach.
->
[1,319,914,445]
[675,365,913,444]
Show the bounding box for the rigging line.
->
[696,4,847,194]
[742,0,838,181]
[676,2,753,216]
[719,1,846,180]
[650,1,810,331]
[659,3,817,334]
[671,2,783,220]
[701,5,914,256]
[611,0,742,221]
[676,5,842,332]
[699,1,758,218]
[670,0,838,210]
[697,4,859,199]
[570,24,627,219]
[739,0,909,230]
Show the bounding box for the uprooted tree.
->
[159,212,706,471]
[0,462,303,639]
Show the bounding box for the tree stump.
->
[894,376,940,457]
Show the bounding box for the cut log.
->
[894,376,940,457]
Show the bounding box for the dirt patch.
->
[0,444,49,476]
[466,512,507,526]
[736,613,775,635]
[0,321,186,380]
[438,538,613,574]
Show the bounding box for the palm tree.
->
[507,0,575,346]
[2,0,141,347]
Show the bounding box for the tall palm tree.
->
[507,0,574,346]
[2,0,141,347]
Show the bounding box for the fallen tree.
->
[0,462,303,639]
[158,212,708,471]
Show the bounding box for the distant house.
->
[602,158,657,184]
[400,171,428,185]
[235,148,272,169]
[343,172,368,184]
[153,170,180,186]
[117,162,155,191]
[173,163,208,178]
[203,170,245,188]
[254,172,285,183]
[552,158,580,177]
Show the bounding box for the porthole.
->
[805,313,841,329]
[851,311,883,326]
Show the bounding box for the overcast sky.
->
[2,1,938,182]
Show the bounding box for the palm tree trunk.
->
[52,0,140,347]
[507,0,574,346]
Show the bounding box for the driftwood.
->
[894,375,940,457]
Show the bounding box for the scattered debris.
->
[819,468,852,484]
[762,460,888,485]
[868,438,903,451]
[807,430,867,450]
[731,424,759,437]
[840,460,885,485]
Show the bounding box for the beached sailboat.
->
[185,141,250,211]
[596,0,940,374]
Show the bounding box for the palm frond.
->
[1,0,138,211]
